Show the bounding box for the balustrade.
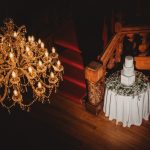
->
[85,22,150,115]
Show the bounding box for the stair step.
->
[62,62,86,88]
[60,49,84,69]
[55,40,81,53]
[58,80,86,104]
[61,57,84,70]
[64,76,86,88]
[54,19,80,53]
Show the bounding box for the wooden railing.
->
[101,25,150,70]
[85,23,150,115]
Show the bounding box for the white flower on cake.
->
[105,71,148,96]
[121,56,135,86]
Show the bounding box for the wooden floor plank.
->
[0,95,150,150]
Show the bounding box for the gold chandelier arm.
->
[0,63,8,67]
[19,68,37,93]
[16,46,21,63]
[19,99,36,108]
[0,70,12,102]
[0,67,11,71]
[34,54,44,60]
[20,57,28,68]
[20,68,54,91]
[1,101,16,110]
[40,80,54,89]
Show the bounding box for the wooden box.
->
[85,61,104,83]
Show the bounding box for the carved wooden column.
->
[85,61,105,115]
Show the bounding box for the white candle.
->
[41,42,44,49]
[52,47,55,53]
[28,36,31,42]
[50,72,54,78]
[13,32,17,38]
[38,82,42,88]
[45,51,48,57]
[26,46,30,52]
[57,60,61,67]
[38,39,41,44]
[9,52,14,59]
[12,71,16,78]
[13,90,18,96]
[28,67,32,73]
[38,60,42,67]
[31,36,34,42]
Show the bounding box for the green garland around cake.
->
[106,71,149,96]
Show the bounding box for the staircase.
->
[52,20,86,104]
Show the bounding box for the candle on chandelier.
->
[52,47,55,53]
[38,60,43,67]
[13,32,17,38]
[41,42,44,49]
[31,36,34,42]
[38,39,41,44]
[28,67,33,73]
[26,46,30,52]
[57,60,61,67]
[12,71,16,78]
[9,52,14,59]
[38,82,42,89]
[13,90,18,96]
[50,72,54,78]
[45,51,48,57]
[28,36,31,42]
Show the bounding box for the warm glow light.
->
[38,39,41,44]
[50,72,54,78]
[13,90,18,96]
[26,46,30,52]
[38,82,42,88]
[57,60,61,67]
[41,42,44,49]
[45,51,48,57]
[31,36,34,42]
[9,52,14,58]
[12,71,16,78]
[52,47,55,53]
[38,60,42,67]
[28,36,31,42]
[13,32,17,37]
[28,67,32,73]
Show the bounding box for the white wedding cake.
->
[121,56,135,86]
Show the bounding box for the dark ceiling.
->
[0,0,150,36]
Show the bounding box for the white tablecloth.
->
[103,86,150,127]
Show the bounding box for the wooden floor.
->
[0,95,150,150]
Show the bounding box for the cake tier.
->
[123,64,134,76]
[125,56,133,67]
[121,70,135,86]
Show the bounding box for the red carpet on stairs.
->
[53,20,86,104]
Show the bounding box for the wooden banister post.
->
[115,22,122,33]
[85,61,105,115]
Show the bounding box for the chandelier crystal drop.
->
[0,18,64,112]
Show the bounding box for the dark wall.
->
[0,0,72,37]
[0,0,150,66]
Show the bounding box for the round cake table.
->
[103,71,150,127]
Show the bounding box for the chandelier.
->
[0,19,64,112]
